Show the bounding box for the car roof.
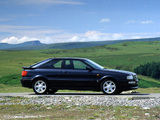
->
[51,57,88,60]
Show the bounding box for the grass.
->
[0,74,21,85]
[0,84,32,93]
[137,88,160,93]
[0,103,159,120]
[1,41,160,76]
[0,41,160,93]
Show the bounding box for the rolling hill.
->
[1,37,160,50]
[1,40,160,90]
[0,40,43,50]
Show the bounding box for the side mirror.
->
[86,66,92,71]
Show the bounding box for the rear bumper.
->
[21,78,32,88]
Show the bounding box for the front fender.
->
[99,75,117,82]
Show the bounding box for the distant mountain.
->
[0,40,43,50]
[1,37,160,50]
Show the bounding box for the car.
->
[21,57,139,95]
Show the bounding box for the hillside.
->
[1,37,160,50]
[1,40,160,75]
[1,40,160,90]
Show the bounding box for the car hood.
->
[104,69,136,75]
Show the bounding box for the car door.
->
[62,59,97,89]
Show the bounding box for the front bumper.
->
[119,79,139,91]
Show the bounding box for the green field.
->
[0,41,160,93]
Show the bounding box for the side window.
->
[73,60,87,70]
[53,60,63,69]
[64,60,74,69]
[39,59,63,69]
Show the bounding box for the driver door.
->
[62,59,97,88]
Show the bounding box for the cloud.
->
[141,20,153,24]
[0,31,123,44]
[67,31,160,43]
[126,20,136,24]
[0,25,65,44]
[85,31,101,40]
[126,20,153,24]
[69,31,124,42]
[100,18,110,23]
[1,27,160,44]
[1,36,37,44]
[69,36,81,42]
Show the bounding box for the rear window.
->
[30,58,52,68]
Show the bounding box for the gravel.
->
[0,96,160,108]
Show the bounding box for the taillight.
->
[22,71,28,77]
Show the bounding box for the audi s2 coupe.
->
[21,58,139,95]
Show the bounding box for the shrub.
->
[134,62,160,79]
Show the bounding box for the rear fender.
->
[31,75,48,83]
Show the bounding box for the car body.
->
[21,58,139,95]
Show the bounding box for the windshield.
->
[84,59,104,70]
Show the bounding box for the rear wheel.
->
[33,79,48,94]
[101,79,118,95]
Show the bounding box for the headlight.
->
[127,75,133,80]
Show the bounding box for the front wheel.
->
[101,79,118,95]
[33,79,48,94]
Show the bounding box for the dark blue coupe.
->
[21,58,139,95]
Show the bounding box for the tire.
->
[33,79,48,94]
[48,89,58,94]
[101,79,118,95]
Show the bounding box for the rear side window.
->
[39,59,63,69]
[30,58,52,68]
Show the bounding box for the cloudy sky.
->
[0,0,160,44]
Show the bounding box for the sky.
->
[0,0,160,44]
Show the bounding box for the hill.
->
[1,40,160,76]
[0,40,160,90]
[0,40,43,50]
[1,37,160,50]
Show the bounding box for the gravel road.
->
[0,92,160,108]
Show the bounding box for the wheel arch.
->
[31,75,48,86]
[99,75,118,84]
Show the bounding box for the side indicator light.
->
[97,74,99,76]
[22,71,28,77]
